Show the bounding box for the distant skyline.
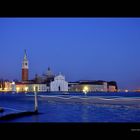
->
[0,18,140,90]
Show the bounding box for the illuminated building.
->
[0,80,13,92]
[69,80,108,92]
[0,80,5,91]
[11,81,16,92]
[69,80,117,92]
[15,83,27,92]
[15,82,47,92]
[108,85,117,92]
[0,49,118,93]
[50,73,68,91]
[107,81,118,92]
[22,50,29,81]
[28,84,47,92]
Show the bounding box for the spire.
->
[24,49,27,60]
[46,67,53,76]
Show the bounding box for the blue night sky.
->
[0,18,140,90]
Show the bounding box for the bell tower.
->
[22,50,29,81]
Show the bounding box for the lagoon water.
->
[0,92,140,122]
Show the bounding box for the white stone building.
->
[28,84,47,92]
[11,81,16,92]
[50,73,68,92]
[15,83,48,92]
[69,81,108,92]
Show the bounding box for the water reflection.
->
[31,115,39,122]
[1,93,140,122]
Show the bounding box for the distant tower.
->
[22,50,29,81]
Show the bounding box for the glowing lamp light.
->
[83,86,89,94]
[16,87,19,92]
[34,86,35,91]
[25,87,28,92]
[12,82,15,85]
[4,87,7,91]
[125,90,128,92]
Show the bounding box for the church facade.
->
[50,73,68,92]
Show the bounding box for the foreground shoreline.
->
[0,108,4,113]
[0,111,40,121]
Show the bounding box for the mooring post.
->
[34,91,38,113]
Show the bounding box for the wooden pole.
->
[34,91,38,113]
